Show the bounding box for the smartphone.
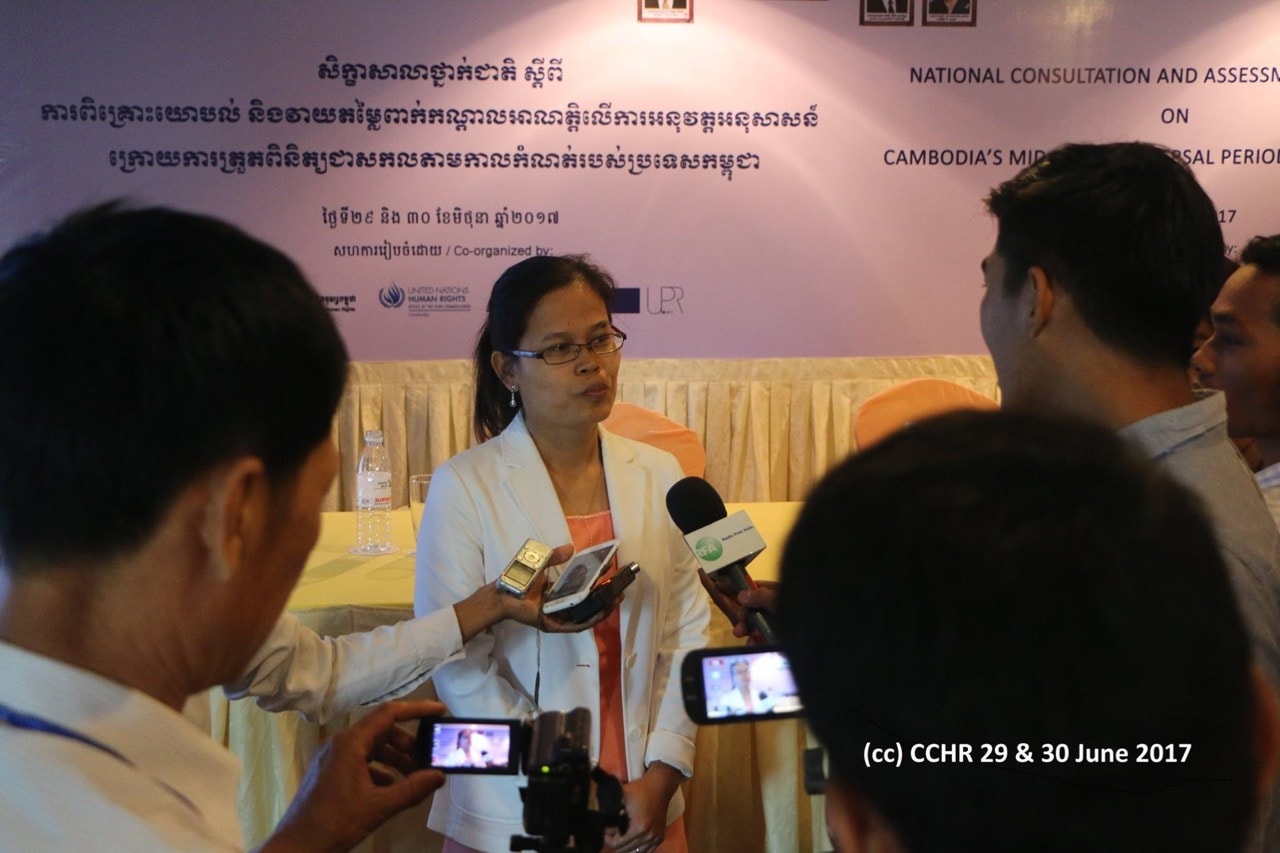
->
[681,646,804,725]
[542,539,619,615]
[497,539,554,597]
[557,562,639,623]
[414,716,523,774]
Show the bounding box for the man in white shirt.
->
[0,203,444,851]
[220,547,592,725]
[1193,234,1280,528]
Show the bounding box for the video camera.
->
[415,707,627,853]
[415,646,822,850]
[681,645,827,796]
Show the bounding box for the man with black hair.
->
[979,141,1280,849]
[0,204,444,850]
[1194,234,1280,528]
[776,411,1280,852]
[979,142,1280,676]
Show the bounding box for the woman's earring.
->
[509,387,518,408]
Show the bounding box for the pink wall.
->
[2,1,1277,360]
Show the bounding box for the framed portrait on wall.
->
[922,0,975,26]
[639,0,693,23]
[860,0,912,26]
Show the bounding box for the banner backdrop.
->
[2,1,1277,360]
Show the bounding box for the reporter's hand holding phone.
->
[450,543,620,640]
[507,541,623,631]
[523,569,621,632]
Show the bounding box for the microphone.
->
[665,476,777,643]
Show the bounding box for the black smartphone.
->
[681,645,804,724]
[414,717,523,774]
[558,562,639,623]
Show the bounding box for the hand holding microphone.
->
[665,476,777,644]
[699,574,778,641]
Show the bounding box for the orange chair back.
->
[854,378,998,450]
[603,402,707,478]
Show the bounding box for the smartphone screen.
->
[542,539,619,613]
[415,717,522,774]
[681,646,804,724]
[559,562,639,623]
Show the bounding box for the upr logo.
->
[694,536,723,561]
[379,281,406,308]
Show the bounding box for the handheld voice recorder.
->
[497,539,554,597]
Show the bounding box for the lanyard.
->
[0,702,130,762]
[0,702,202,818]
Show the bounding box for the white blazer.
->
[414,413,710,851]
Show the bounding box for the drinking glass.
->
[408,474,431,554]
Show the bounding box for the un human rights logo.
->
[379,281,405,308]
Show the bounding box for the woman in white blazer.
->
[414,255,709,853]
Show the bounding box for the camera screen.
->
[420,719,519,774]
[701,650,803,721]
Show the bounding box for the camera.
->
[680,645,804,725]
[415,708,627,853]
[682,646,831,842]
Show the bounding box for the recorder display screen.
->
[505,563,535,584]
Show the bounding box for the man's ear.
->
[1027,265,1057,336]
[1251,664,1280,803]
[200,457,269,583]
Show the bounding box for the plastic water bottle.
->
[351,429,396,555]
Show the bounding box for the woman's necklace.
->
[549,460,608,516]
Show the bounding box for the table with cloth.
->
[208,503,820,853]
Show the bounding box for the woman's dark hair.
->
[472,254,617,442]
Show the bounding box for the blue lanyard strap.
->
[0,702,130,763]
[0,701,202,817]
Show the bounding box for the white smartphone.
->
[541,539,619,615]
